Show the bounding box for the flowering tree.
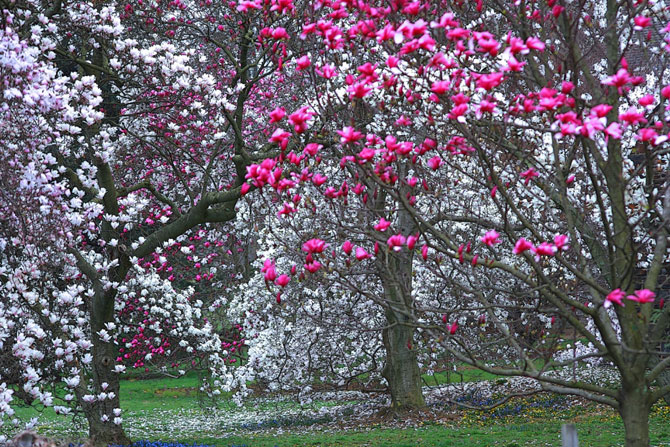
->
[0,0,311,444]
[244,0,670,446]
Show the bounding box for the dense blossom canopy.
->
[1,0,670,446]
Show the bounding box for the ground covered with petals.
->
[15,372,670,446]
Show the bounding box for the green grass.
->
[422,366,500,386]
[10,372,670,447]
[176,414,670,446]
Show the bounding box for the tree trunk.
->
[83,336,131,447]
[381,320,425,409]
[378,203,425,410]
[78,280,131,447]
[660,370,670,407]
[619,389,651,447]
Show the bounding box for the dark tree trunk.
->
[381,319,425,409]
[81,336,130,446]
[661,372,670,407]
[378,205,425,410]
[80,283,131,447]
[619,388,651,447]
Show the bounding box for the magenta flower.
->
[355,247,371,260]
[481,230,501,247]
[269,107,286,123]
[520,167,539,185]
[337,126,363,144]
[553,234,569,251]
[605,289,625,308]
[532,242,557,260]
[626,289,656,304]
[302,238,326,254]
[387,234,407,252]
[407,234,419,250]
[374,218,391,232]
[304,261,322,273]
[275,274,290,288]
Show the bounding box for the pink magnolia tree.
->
[245,0,670,445]
[0,0,312,444]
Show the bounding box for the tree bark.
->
[619,388,651,447]
[378,204,425,410]
[659,371,670,407]
[381,319,425,409]
[80,336,130,447]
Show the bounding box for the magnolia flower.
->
[626,289,655,304]
[605,289,625,308]
[374,218,391,232]
[481,230,501,247]
[275,274,290,288]
[513,238,534,255]
[302,238,326,254]
[387,234,406,251]
[355,247,371,260]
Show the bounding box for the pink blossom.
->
[312,173,328,186]
[427,156,443,170]
[387,234,406,251]
[271,27,289,39]
[269,128,291,150]
[520,167,539,185]
[604,122,623,139]
[275,274,290,287]
[374,218,391,232]
[503,55,526,72]
[626,289,656,304]
[270,0,294,14]
[605,289,625,308]
[387,56,399,68]
[263,263,277,282]
[447,103,468,121]
[269,107,286,123]
[337,126,363,144]
[296,55,311,70]
[407,234,419,250]
[634,16,651,29]
[636,127,658,143]
[561,81,575,94]
[447,322,458,335]
[602,68,632,90]
[348,82,372,99]
[532,242,557,259]
[662,85,670,100]
[477,72,504,91]
[553,234,569,251]
[302,238,326,254]
[288,106,313,133]
[355,247,371,260]
[237,0,262,12]
[591,104,613,117]
[619,107,648,126]
[303,143,322,156]
[431,80,450,95]
[304,261,322,273]
[525,37,545,51]
[342,240,353,255]
[639,94,655,107]
[481,230,501,247]
[316,64,337,79]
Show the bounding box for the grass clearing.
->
[10,373,670,446]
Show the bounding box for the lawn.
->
[9,372,670,446]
